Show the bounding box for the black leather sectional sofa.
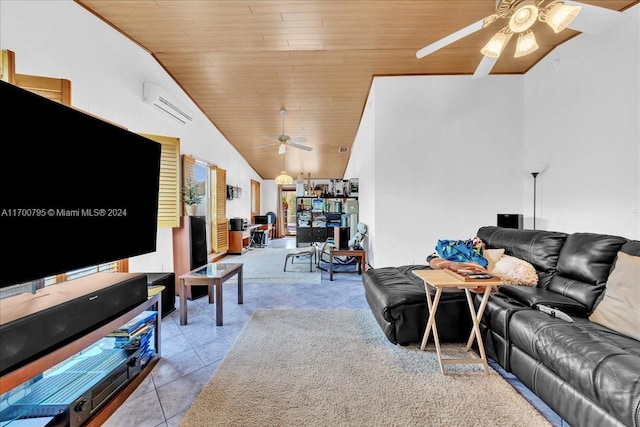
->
[362,226,640,427]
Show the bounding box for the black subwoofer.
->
[0,272,148,375]
[186,216,208,300]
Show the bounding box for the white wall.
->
[350,76,524,267]
[0,0,266,274]
[523,5,640,238]
[347,5,640,268]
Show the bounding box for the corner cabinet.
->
[0,285,162,427]
[295,197,358,247]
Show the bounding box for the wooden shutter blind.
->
[2,50,71,106]
[213,167,228,252]
[1,49,16,83]
[139,133,181,228]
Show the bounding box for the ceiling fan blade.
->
[416,19,485,59]
[278,143,286,154]
[564,1,626,35]
[290,136,308,144]
[253,142,277,149]
[472,55,498,79]
[288,142,313,152]
[261,135,280,142]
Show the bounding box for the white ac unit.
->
[143,82,193,124]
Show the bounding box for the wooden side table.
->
[329,248,366,281]
[179,263,243,326]
[412,269,502,374]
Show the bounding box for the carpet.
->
[224,247,321,285]
[180,309,551,427]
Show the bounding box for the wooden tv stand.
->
[0,280,162,426]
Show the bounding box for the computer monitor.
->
[254,215,269,224]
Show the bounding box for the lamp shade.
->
[275,171,293,185]
[544,3,581,33]
[481,29,513,58]
[514,30,539,57]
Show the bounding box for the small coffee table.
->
[328,248,366,281]
[412,269,502,374]
[179,263,243,326]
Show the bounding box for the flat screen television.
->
[0,81,161,288]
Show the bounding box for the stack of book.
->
[107,310,157,365]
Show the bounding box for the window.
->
[182,155,228,254]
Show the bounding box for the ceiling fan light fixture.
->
[275,151,293,185]
[542,2,581,33]
[508,2,539,33]
[481,28,513,58]
[514,30,539,57]
[278,143,286,154]
[275,172,293,185]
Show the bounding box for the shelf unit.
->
[295,197,358,247]
[0,290,162,427]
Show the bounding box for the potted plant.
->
[181,177,203,216]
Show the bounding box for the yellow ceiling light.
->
[509,1,539,33]
[541,2,582,33]
[275,172,293,185]
[514,30,539,57]
[274,154,293,185]
[488,0,579,59]
[481,27,513,57]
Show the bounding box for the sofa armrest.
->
[498,285,589,316]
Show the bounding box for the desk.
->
[229,225,260,254]
[258,223,275,240]
[179,263,243,326]
[412,269,501,374]
[329,248,366,281]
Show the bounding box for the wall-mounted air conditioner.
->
[143,82,193,124]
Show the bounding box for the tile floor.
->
[103,237,564,427]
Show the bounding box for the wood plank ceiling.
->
[76,0,638,180]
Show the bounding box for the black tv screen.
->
[0,81,161,288]
[254,215,269,224]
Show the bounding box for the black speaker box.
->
[187,216,208,300]
[0,272,148,376]
[146,272,176,318]
[497,214,523,229]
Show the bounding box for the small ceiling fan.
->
[416,0,625,79]
[256,108,312,154]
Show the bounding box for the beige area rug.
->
[224,247,321,285]
[180,309,551,427]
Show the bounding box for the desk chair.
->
[250,229,266,248]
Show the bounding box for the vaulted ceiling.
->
[76,0,638,180]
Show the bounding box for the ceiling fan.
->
[416,0,625,79]
[256,108,312,154]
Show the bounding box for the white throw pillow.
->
[483,248,505,271]
[589,252,640,341]
[490,254,538,286]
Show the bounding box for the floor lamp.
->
[531,172,539,230]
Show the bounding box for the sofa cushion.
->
[508,310,640,427]
[482,248,504,271]
[548,233,628,313]
[589,251,640,341]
